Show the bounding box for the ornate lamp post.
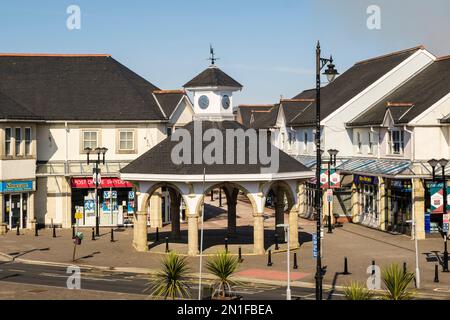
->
[326,149,339,234]
[314,41,339,301]
[429,158,449,272]
[85,147,108,237]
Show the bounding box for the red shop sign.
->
[71,177,134,189]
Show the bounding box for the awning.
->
[336,158,413,177]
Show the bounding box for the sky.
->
[0,0,449,105]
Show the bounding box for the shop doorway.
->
[4,194,27,229]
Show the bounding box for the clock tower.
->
[183,49,243,121]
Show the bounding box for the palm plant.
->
[145,251,191,300]
[205,251,240,299]
[343,281,374,300]
[381,263,415,300]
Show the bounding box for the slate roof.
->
[290,46,423,126]
[0,54,169,121]
[348,57,450,127]
[121,120,311,175]
[183,65,243,88]
[237,105,275,127]
[153,90,185,118]
[251,105,280,129]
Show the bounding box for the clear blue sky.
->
[1,0,449,105]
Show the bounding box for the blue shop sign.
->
[354,175,378,185]
[0,180,34,192]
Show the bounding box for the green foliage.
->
[343,282,374,300]
[206,251,240,298]
[145,251,191,300]
[381,263,415,300]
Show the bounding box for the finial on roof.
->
[208,44,219,66]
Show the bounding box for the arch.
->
[140,181,185,213]
[265,180,297,212]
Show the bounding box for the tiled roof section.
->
[237,105,275,127]
[348,58,450,127]
[280,99,315,126]
[0,55,165,121]
[153,90,185,118]
[183,65,243,88]
[290,46,422,126]
[251,105,280,129]
[0,91,40,120]
[121,120,311,175]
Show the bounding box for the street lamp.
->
[326,149,339,234]
[85,146,108,237]
[428,158,449,272]
[276,223,291,300]
[314,41,339,301]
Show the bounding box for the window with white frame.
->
[355,132,362,153]
[119,130,134,151]
[15,128,22,156]
[368,132,374,154]
[25,128,32,156]
[303,131,308,153]
[83,131,98,150]
[388,129,404,155]
[5,128,11,156]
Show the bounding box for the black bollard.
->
[403,262,407,275]
[53,225,56,238]
[343,257,350,275]
[91,228,95,241]
[267,250,273,267]
[165,237,169,253]
[35,225,38,237]
[72,226,75,239]
[293,252,298,269]
[224,237,228,253]
[238,246,243,263]
[274,234,279,251]
[372,260,375,275]
[110,228,114,242]
[16,225,20,236]
[156,227,159,242]
[435,264,440,283]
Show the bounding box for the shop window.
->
[25,128,32,156]
[119,130,134,151]
[83,131,98,150]
[5,127,11,156]
[388,129,404,155]
[15,128,22,156]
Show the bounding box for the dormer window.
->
[388,129,404,155]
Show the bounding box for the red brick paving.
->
[236,268,309,281]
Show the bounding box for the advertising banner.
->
[320,169,341,189]
[430,183,450,214]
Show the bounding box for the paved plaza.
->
[0,196,449,299]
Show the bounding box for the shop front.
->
[354,175,380,228]
[387,179,412,234]
[71,177,135,227]
[0,180,35,229]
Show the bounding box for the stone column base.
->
[29,219,37,232]
[0,223,7,235]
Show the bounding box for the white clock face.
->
[222,95,230,109]
[198,95,209,109]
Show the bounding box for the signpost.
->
[72,207,84,262]
[313,233,318,259]
[326,189,333,203]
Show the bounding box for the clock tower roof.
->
[183,65,243,89]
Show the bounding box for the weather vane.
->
[208,44,219,65]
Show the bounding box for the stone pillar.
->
[274,188,285,240]
[28,192,37,231]
[351,182,359,223]
[379,177,387,231]
[297,183,306,217]
[412,178,425,240]
[0,194,6,235]
[187,214,199,256]
[289,208,299,248]
[149,190,163,228]
[169,190,181,240]
[132,211,148,252]
[253,213,265,255]
[224,187,239,236]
